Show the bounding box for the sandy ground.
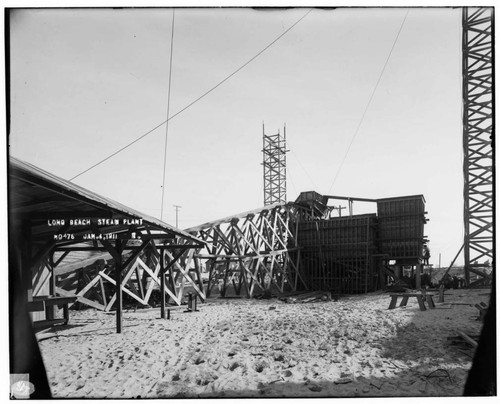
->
[37,288,491,399]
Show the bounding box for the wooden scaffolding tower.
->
[262,124,288,205]
[462,7,494,286]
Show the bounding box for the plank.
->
[164,250,206,300]
[99,271,147,306]
[56,287,105,310]
[457,331,479,348]
[34,268,52,296]
[137,257,181,305]
[55,253,111,275]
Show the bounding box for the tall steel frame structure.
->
[262,125,288,205]
[462,7,494,286]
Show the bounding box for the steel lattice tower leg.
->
[262,124,288,205]
[462,7,495,286]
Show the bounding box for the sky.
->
[8,6,472,266]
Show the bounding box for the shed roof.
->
[9,156,205,246]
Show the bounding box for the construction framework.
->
[262,125,288,205]
[462,7,494,286]
[9,157,205,333]
[179,203,307,298]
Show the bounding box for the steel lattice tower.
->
[462,7,494,286]
[262,125,288,205]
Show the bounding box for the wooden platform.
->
[28,296,77,330]
[388,293,435,311]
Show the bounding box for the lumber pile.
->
[278,291,337,304]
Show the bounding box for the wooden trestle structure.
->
[10,155,429,340]
[9,157,205,334]
[462,7,494,286]
[179,203,307,298]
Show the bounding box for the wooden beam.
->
[55,253,111,275]
[165,249,206,300]
[135,266,144,300]
[31,238,57,271]
[193,256,205,299]
[184,202,287,233]
[99,275,107,306]
[33,267,51,297]
[160,251,166,319]
[26,211,115,220]
[439,244,464,283]
[122,240,150,269]
[56,287,105,310]
[137,257,181,305]
[99,270,147,306]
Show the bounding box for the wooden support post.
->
[388,295,398,309]
[22,222,34,310]
[222,259,230,297]
[416,295,426,311]
[49,254,56,295]
[99,235,125,333]
[115,241,123,333]
[439,285,445,303]
[426,295,435,309]
[416,262,422,290]
[439,244,464,285]
[206,259,215,298]
[47,254,56,320]
[63,303,69,324]
[160,249,166,319]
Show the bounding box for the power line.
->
[160,9,175,221]
[69,8,314,182]
[327,8,410,193]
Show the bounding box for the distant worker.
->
[423,244,430,266]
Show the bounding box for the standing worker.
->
[423,244,430,266]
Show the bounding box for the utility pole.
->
[173,205,182,228]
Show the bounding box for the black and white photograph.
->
[6,2,496,399]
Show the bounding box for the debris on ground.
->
[447,331,480,349]
[277,290,338,304]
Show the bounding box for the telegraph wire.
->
[327,8,410,193]
[160,9,175,221]
[69,8,314,182]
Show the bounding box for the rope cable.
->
[160,9,175,221]
[69,8,313,181]
[290,148,318,189]
[327,8,410,193]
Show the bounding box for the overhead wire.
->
[290,148,318,190]
[287,165,298,198]
[69,8,314,182]
[327,8,410,193]
[160,9,175,221]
